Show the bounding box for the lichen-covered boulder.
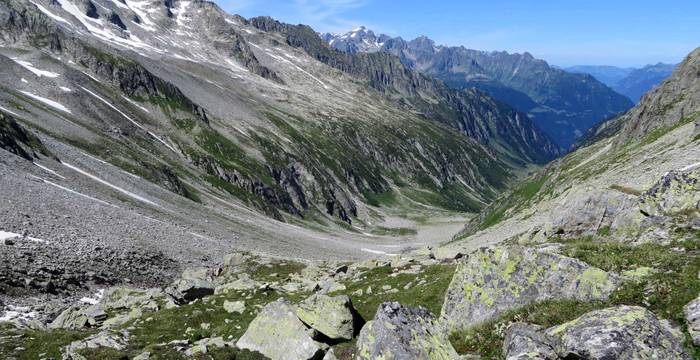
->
[504,306,691,359]
[640,169,700,219]
[236,299,326,360]
[684,294,700,346]
[503,323,559,360]
[441,246,619,331]
[62,330,130,360]
[49,305,90,330]
[50,288,171,330]
[166,278,214,304]
[295,294,357,341]
[550,189,639,238]
[100,287,170,312]
[355,302,459,360]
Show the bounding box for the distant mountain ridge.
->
[323,27,634,149]
[565,63,676,103]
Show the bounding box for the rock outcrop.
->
[0,112,50,161]
[355,302,459,360]
[441,246,619,331]
[165,268,215,304]
[295,294,359,341]
[504,306,691,359]
[62,329,130,360]
[640,168,700,220]
[236,299,327,360]
[684,294,700,346]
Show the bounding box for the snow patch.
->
[12,59,60,77]
[59,0,163,53]
[126,0,156,32]
[60,86,72,92]
[0,105,20,117]
[19,91,71,113]
[81,87,176,152]
[34,162,66,179]
[121,96,150,113]
[0,305,38,323]
[21,78,28,83]
[0,230,48,244]
[360,247,398,256]
[32,175,115,207]
[680,161,700,172]
[29,1,71,24]
[108,0,129,9]
[61,161,160,207]
[80,289,105,305]
[189,232,216,243]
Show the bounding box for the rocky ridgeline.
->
[2,236,697,359]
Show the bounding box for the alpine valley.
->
[0,1,698,360]
[323,26,635,149]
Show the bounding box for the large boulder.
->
[100,287,172,312]
[503,306,691,359]
[441,246,619,331]
[640,169,700,219]
[295,294,358,341]
[62,330,130,360]
[684,294,700,346]
[503,323,560,360]
[236,299,326,360]
[166,278,214,304]
[49,304,107,329]
[355,302,459,360]
[550,189,639,238]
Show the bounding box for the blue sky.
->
[217,0,699,67]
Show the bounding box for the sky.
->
[217,0,700,68]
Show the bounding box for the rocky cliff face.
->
[325,29,634,148]
[0,0,576,298]
[258,18,561,164]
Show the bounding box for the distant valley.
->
[323,27,634,148]
[565,63,677,103]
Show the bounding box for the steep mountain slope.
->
[325,28,634,148]
[452,47,700,250]
[259,18,561,164]
[0,0,566,300]
[566,63,677,103]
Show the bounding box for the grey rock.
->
[295,294,357,341]
[441,246,619,331]
[63,329,129,359]
[49,305,89,330]
[503,323,559,360]
[236,298,326,360]
[640,169,700,219]
[684,294,700,346]
[223,300,245,314]
[355,302,459,360]
[223,253,248,267]
[166,278,214,304]
[503,306,691,360]
[133,351,151,360]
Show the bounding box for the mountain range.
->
[323,26,634,148]
[1,0,700,359]
[0,0,561,275]
[566,63,677,103]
